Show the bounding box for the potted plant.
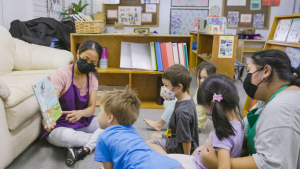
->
[60,0,89,22]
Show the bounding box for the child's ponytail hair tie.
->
[212,93,223,102]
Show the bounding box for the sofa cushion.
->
[0,70,56,130]
[0,25,15,75]
[0,78,10,100]
[13,38,73,71]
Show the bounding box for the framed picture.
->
[134,28,150,33]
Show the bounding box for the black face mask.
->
[243,67,264,99]
[77,57,96,74]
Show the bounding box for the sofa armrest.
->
[0,78,10,100]
[0,98,14,168]
[13,38,73,71]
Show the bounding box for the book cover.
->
[155,42,164,71]
[120,42,132,69]
[172,43,180,64]
[207,17,226,34]
[285,47,300,69]
[160,42,169,71]
[130,43,152,70]
[273,19,293,41]
[177,43,185,66]
[150,42,158,71]
[183,43,189,69]
[286,18,300,42]
[165,42,175,67]
[32,75,62,128]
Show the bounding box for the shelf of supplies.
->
[241,40,266,42]
[266,40,300,48]
[96,67,163,74]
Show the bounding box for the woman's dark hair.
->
[197,74,241,140]
[251,49,300,86]
[78,40,103,79]
[197,62,216,84]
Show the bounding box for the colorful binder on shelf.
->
[160,42,169,71]
[165,42,174,67]
[172,43,180,64]
[183,43,189,69]
[150,42,158,71]
[177,43,185,66]
[155,42,164,72]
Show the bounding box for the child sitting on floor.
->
[94,87,183,169]
[167,74,245,169]
[146,64,199,155]
[144,62,217,131]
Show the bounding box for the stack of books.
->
[120,42,189,71]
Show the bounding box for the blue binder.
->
[155,42,164,72]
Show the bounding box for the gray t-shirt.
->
[164,98,199,154]
[252,90,300,169]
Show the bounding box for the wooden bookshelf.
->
[264,14,300,51]
[236,39,265,63]
[189,31,237,79]
[70,33,193,109]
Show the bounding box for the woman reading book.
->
[41,40,103,166]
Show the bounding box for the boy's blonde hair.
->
[99,87,141,126]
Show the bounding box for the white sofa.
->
[0,25,73,168]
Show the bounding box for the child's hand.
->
[42,118,56,132]
[191,145,203,156]
[200,144,218,168]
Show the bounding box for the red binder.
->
[166,42,175,67]
[160,42,169,71]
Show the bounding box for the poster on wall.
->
[50,0,63,13]
[253,13,264,28]
[218,36,234,58]
[227,0,246,6]
[104,0,120,4]
[171,0,209,7]
[262,0,280,6]
[170,9,208,35]
[118,6,142,25]
[171,15,181,35]
[285,47,300,75]
[227,11,239,27]
[240,14,252,23]
[107,10,118,19]
[146,4,156,13]
[142,13,152,22]
[250,0,261,10]
[141,0,160,4]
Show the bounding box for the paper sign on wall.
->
[218,36,234,58]
[250,0,261,10]
[107,10,118,18]
[141,0,160,4]
[142,13,152,22]
[146,4,156,12]
[118,6,142,25]
[240,14,252,23]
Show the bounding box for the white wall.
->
[0,0,34,30]
[93,0,295,39]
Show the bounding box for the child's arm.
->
[217,148,230,169]
[103,162,113,169]
[182,142,191,155]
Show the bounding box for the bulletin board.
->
[103,0,159,27]
[171,0,209,7]
[222,0,270,29]
[170,9,209,35]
